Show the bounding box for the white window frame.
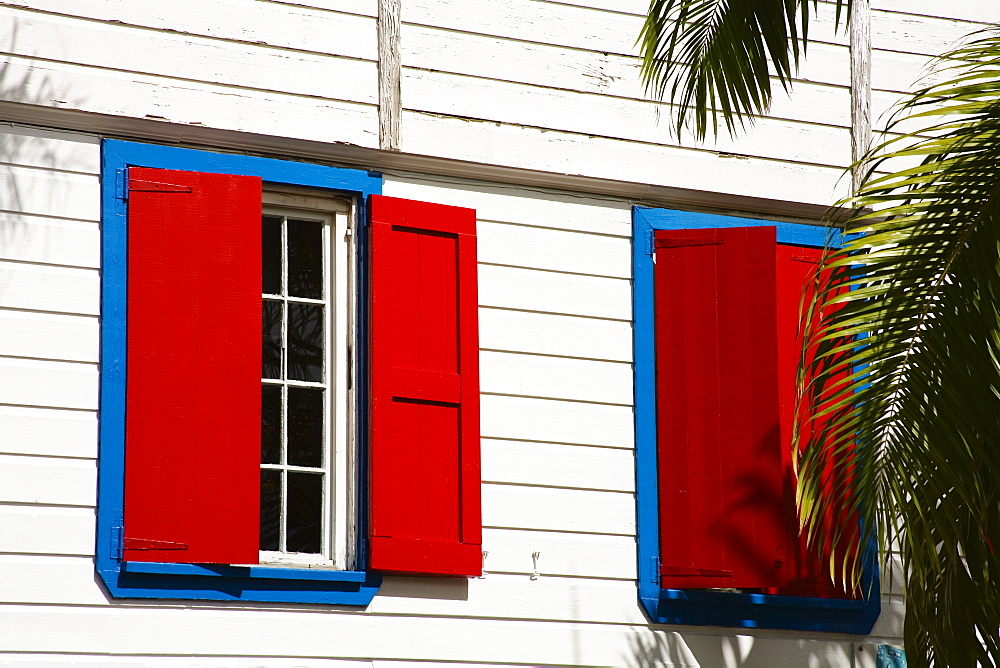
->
[259,187,355,570]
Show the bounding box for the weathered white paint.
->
[377,0,401,149]
[851,0,872,194]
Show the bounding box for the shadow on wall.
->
[0,20,90,291]
[626,629,858,667]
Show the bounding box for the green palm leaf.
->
[639,0,848,140]
[797,30,1000,668]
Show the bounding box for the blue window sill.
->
[99,560,380,605]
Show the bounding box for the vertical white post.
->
[378,0,402,151]
[850,0,872,195]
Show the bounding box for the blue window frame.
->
[632,206,880,633]
[97,140,382,604]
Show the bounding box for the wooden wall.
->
[0,124,904,667]
[0,0,986,664]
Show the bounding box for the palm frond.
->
[796,29,1000,668]
[638,0,849,141]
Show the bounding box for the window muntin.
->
[259,190,353,569]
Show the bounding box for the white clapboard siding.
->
[0,214,99,268]
[275,0,379,17]
[9,0,378,61]
[871,10,980,57]
[871,49,952,95]
[0,454,96,507]
[0,556,109,606]
[2,8,378,107]
[383,176,633,237]
[0,405,97,459]
[480,350,631,405]
[0,310,98,363]
[0,126,100,173]
[402,69,852,169]
[869,596,906,640]
[482,528,637,579]
[401,113,850,206]
[482,484,634,536]
[403,0,846,60]
[0,605,862,667]
[479,264,631,321]
[873,0,1000,24]
[0,358,98,411]
[403,26,852,125]
[402,29,852,130]
[0,262,99,315]
[482,439,635,491]
[537,0,649,14]
[479,309,633,363]
[481,394,634,448]
[1,557,655,624]
[372,575,651,625]
[0,166,99,221]
[0,656,372,668]
[0,505,95,555]
[478,221,631,278]
[0,56,379,149]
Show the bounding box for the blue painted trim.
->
[631,206,880,634]
[98,140,382,605]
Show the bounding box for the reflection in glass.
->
[262,300,283,379]
[287,472,323,553]
[288,387,323,467]
[260,469,282,551]
[288,302,324,382]
[261,385,282,464]
[288,218,323,299]
[262,215,282,295]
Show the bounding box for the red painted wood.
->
[124,167,261,565]
[654,227,787,590]
[776,245,856,598]
[368,194,482,576]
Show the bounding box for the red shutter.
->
[776,244,856,598]
[123,167,261,565]
[368,194,482,576]
[654,226,791,589]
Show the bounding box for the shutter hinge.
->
[123,537,189,551]
[115,169,127,201]
[650,556,660,583]
[128,180,193,194]
[655,238,723,249]
[112,525,124,560]
[646,231,655,257]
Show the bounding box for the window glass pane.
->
[287,472,323,553]
[287,303,324,382]
[259,469,282,551]
[288,387,323,467]
[262,300,283,379]
[287,218,323,299]
[262,215,282,295]
[261,384,282,464]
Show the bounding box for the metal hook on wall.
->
[531,551,541,580]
